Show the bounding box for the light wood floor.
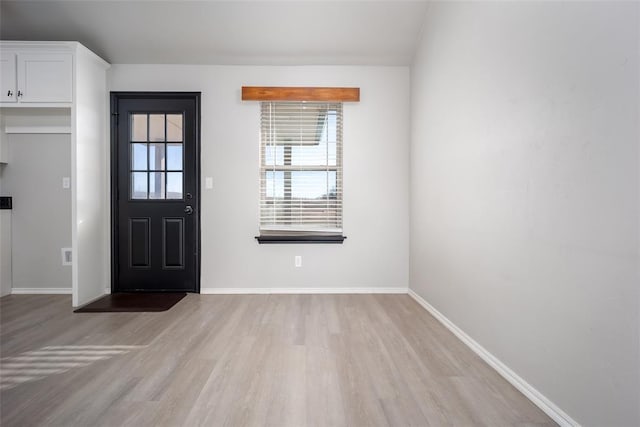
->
[1,294,556,426]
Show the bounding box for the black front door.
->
[111,92,200,292]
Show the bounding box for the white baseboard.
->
[407,289,579,427]
[201,287,408,295]
[11,287,72,295]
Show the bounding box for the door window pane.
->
[131,114,148,141]
[166,114,183,141]
[166,144,182,171]
[149,143,165,170]
[131,143,147,170]
[129,112,186,202]
[149,172,165,199]
[131,172,148,199]
[166,172,183,199]
[149,114,165,141]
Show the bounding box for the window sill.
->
[255,235,346,244]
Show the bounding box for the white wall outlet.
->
[295,255,302,267]
[61,247,72,266]
[205,177,213,189]
[62,177,70,189]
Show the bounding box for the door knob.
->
[184,205,193,215]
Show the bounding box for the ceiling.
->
[0,1,429,65]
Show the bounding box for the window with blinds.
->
[260,102,343,235]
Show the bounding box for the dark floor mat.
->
[74,293,187,313]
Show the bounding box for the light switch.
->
[62,177,70,189]
[205,177,213,189]
[61,248,72,266]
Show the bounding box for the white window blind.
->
[260,101,343,235]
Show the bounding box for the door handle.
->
[184,205,193,215]
[7,90,13,97]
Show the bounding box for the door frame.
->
[110,91,201,293]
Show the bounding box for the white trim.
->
[11,287,72,295]
[5,126,72,134]
[0,103,72,109]
[407,289,580,427]
[0,40,77,51]
[201,287,408,295]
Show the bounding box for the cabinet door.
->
[0,53,17,103]
[17,53,72,103]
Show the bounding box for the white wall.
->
[410,2,639,426]
[109,65,410,291]
[0,121,72,291]
[72,46,110,306]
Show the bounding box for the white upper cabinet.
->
[17,53,73,103]
[0,51,73,105]
[0,53,17,103]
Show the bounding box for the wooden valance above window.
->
[242,86,360,102]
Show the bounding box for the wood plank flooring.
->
[0,294,556,426]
